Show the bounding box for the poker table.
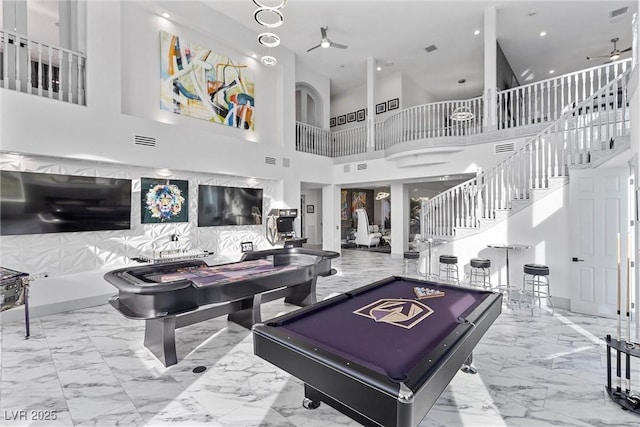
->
[105,247,339,366]
[253,276,502,427]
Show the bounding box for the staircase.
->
[421,66,633,241]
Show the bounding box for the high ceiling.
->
[201,0,636,100]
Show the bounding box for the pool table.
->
[105,247,339,366]
[253,276,502,427]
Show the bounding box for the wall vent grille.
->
[424,45,438,53]
[134,135,157,148]
[494,142,515,154]
[610,7,628,20]
[265,156,276,165]
[344,164,350,173]
[283,158,290,168]
[357,163,367,170]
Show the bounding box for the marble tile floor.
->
[1,249,639,426]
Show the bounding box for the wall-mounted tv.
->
[198,185,263,226]
[0,171,132,236]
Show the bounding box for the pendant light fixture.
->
[253,0,287,66]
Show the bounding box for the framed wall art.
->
[330,117,336,127]
[347,112,356,122]
[141,178,189,224]
[159,30,255,131]
[376,102,386,114]
[357,109,366,122]
[337,115,346,125]
[388,98,399,110]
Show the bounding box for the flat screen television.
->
[198,185,263,226]
[0,171,132,236]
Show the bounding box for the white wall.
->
[301,188,322,244]
[402,74,435,108]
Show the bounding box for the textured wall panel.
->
[0,154,279,277]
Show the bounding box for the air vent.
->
[357,163,367,170]
[265,156,276,165]
[424,45,437,53]
[494,142,515,154]
[282,158,290,168]
[610,7,628,21]
[344,164,350,173]
[134,135,156,148]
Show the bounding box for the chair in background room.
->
[354,208,382,247]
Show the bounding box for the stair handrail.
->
[422,66,632,238]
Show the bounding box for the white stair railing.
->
[1,29,86,105]
[497,59,631,130]
[422,67,631,238]
[295,122,332,156]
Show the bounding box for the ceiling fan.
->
[306,26,348,52]
[586,37,631,61]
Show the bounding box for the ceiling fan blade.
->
[306,44,321,52]
[331,41,348,49]
[586,55,610,60]
[621,46,632,53]
[320,27,327,39]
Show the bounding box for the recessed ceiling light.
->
[549,69,555,74]
[251,53,258,59]
[161,11,171,19]
[539,31,547,37]
[377,66,382,71]
[474,30,480,35]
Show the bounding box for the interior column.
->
[390,183,408,256]
[367,56,376,152]
[483,5,498,131]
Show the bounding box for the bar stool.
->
[438,255,459,284]
[403,251,419,275]
[469,258,491,289]
[520,263,552,313]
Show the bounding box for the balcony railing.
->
[0,29,86,105]
[382,96,484,147]
[295,59,632,159]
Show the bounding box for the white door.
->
[570,167,628,317]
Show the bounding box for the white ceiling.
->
[201,0,637,100]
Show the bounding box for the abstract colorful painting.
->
[141,178,189,224]
[160,30,255,130]
[351,191,366,220]
[340,190,348,221]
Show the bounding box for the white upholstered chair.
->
[355,209,382,247]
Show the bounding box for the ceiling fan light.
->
[254,6,284,28]
[610,53,620,60]
[320,39,331,48]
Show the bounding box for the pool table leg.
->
[144,317,178,367]
[460,352,478,374]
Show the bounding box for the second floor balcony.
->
[297,59,632,161]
